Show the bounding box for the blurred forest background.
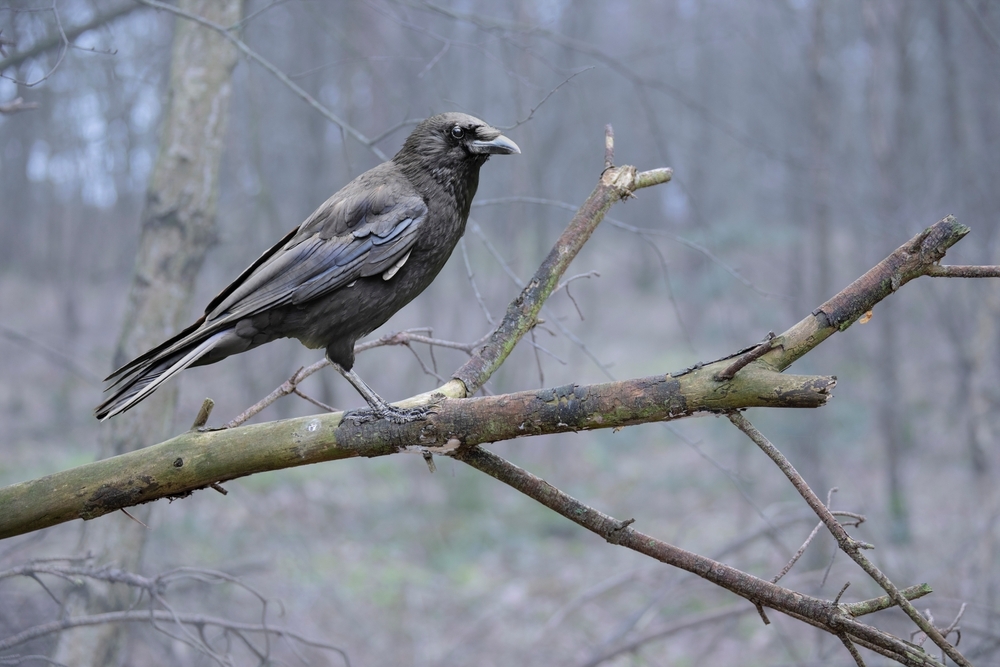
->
[1,0,999,665]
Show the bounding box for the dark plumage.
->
[96,113,519,422]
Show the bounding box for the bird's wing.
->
[204,192,428,322]
[103,178,427,384]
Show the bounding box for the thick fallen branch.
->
[0,216,978,542]
[0,363,832,539]
[0,214,979,540]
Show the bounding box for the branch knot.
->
[603,517,635,544]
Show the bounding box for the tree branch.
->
[727,412,969,667]
[455,445,943,667]
[763,215,969,372]
[0,2,140,74]
[452,163,672,395]
[0,362,833,539]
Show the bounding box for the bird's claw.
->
[343,404,430,425]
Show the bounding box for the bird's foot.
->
[343,403,430,425]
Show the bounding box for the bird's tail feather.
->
[96,330,229,421]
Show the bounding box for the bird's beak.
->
[470,133,520,155]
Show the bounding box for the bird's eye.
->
[450,126,465,139]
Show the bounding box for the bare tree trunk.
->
[51,1,242,664]
[795,0,833,568]
[863,0,912,544]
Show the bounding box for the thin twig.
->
[0,97,39,113]
[834,582,851,605]
[468,221,616,380]
[190,398,214,430]
[500,67,593,130]
[227,329,476,426]
[578,606,752,667]
[840,634,868,667]
[227,0,291,31]
[772,520,824,584]
[292,389,336,413]
[0,324,101,384]
[529,329,545,386]
[842,584,933,618]
[717,333,775,381]
[925,264,1000,278]
[604,124,615,170]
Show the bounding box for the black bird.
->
[96,112,519,422]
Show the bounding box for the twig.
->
[401,342,448,383]
[416,39,449,78]
[717,333,775,381]
[453,161,671,394]
[467,221,619,382]
[0,97,38,113]
[958,0,1000,56]
[925,264,1000,278]
[458,237,496,327]
[529,329,545,387]
[118,508,147,528]
[4,0,69,88]
[772,519,824,584]
[190,399,214,430]
[227,329,475,426]
[756,603,771,626]
[225,365,311,428]
[554,270,600,294]
[604,124,615,170]
[292,389,336,413]
[415,1,808,167]
[842,584,933,617]
[943,603,966,638]
[840,634,868,667]
[500,67,593,130]
[0,609,348,661]
[227,0,291,31]
[0,324,101,384]
[834,582,851,605]
[368,117,424,145]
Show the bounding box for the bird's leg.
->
[333,364,429,424]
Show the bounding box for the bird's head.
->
[394,112,520,174]
[393,112,519,218]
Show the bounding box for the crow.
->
[96,112,519,423]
